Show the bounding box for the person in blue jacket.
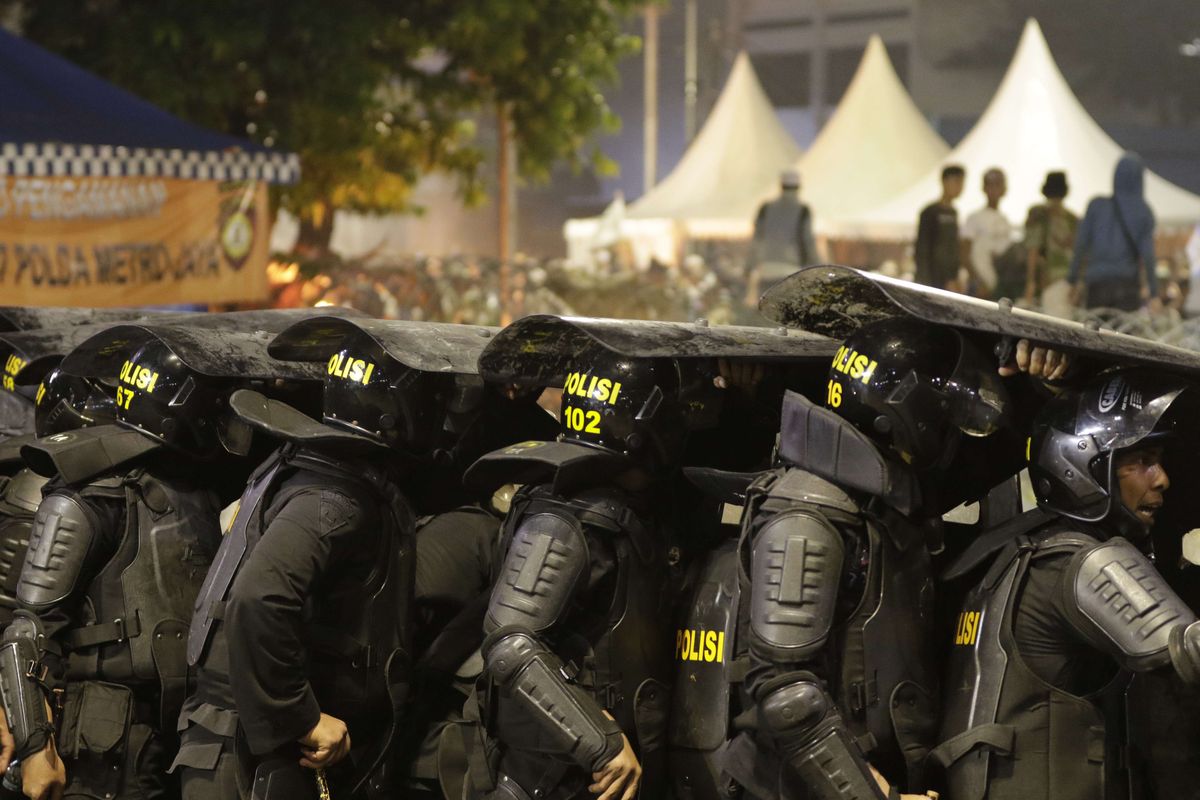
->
[1068,153,1158,312]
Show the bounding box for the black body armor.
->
[934,516,1200,800]
[186,444,416,794]
[18,467,221,727]
[669,466,937,800]
[478,484,675,800]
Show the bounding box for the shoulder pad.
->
[17,493,99,610]
[485,510,589,635]
[767,468,860,517]
[749,508,845,662]
[2,469,48,515]
[1063,537,1197,670]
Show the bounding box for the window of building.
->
[750,52,811,107]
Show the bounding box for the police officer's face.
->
[1115,445,1169,526]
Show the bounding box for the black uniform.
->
[467,473,677,800]
[670,392,937,800]
[935,371,1200,800]
[935,514,1200,800]
[176,445,414,799]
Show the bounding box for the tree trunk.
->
[295,201,335,259]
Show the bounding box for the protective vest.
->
[668,467,937,799]
[934,522,1127,800]
[187,444,416,792]
[483,484,675,799]
[62,468,221,730]
[0,469,47,626]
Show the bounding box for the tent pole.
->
[684,0,698,143]
[644,4,659,194]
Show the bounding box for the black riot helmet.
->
[113,338,226,459]
[558,348,716,474]
[826,317,1009,470]
[34,366,117,437]
[1028,369,1196,537]
[321,338,453,454]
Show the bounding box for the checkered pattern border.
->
[0,142,300,184]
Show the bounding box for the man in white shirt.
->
[961,167,1014,298]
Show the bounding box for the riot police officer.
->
[934,368,1200,800]
[0,367,117,631]
[0,335,263,800]
[672,317,1031,800]
[461,345,722,800]
[176,316,491,800]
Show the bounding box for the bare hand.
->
[0,708,13,774]
[589,713,641,800]
[997,339,1070,381]
[868,764,939,800]
[22,739,65,800]
[298,713,351,769]
[714,359,765,392]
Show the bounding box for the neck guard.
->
[778,390,921,516]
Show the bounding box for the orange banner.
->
[0,177,270,306]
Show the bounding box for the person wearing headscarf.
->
[1067,153,1157,311]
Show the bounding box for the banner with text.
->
[0,176,270,306]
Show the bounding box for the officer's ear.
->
[217,414,254,457]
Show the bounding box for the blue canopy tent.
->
[0,26,297,182]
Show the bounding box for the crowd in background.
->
[269,152,1200,338]
[907,153,1197,320]
[267,251,749,326]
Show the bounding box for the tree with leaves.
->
[6,0,643,254]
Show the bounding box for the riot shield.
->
[476,314,838,385]
[56,308,364,383]
[0,315,207,390]
[0,307,174,333]
[268,316,498,373]
[759,266,1200,375]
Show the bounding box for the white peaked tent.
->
[795,35,949,230]
[625,51,802,237]
[834,19,1200,237]
[564,51,800,265]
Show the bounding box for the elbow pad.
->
[0,611,54,759]
[483,627,623,772]
[758,676,886,800]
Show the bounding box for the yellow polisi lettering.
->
[831,348,876,384]
[119,359,160,394]
[327,353,376,385]
[563,372,623,406]
[674,628,725,663]
[4,354,27,377]
[848,354,869,379]
[954,610,982,646]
